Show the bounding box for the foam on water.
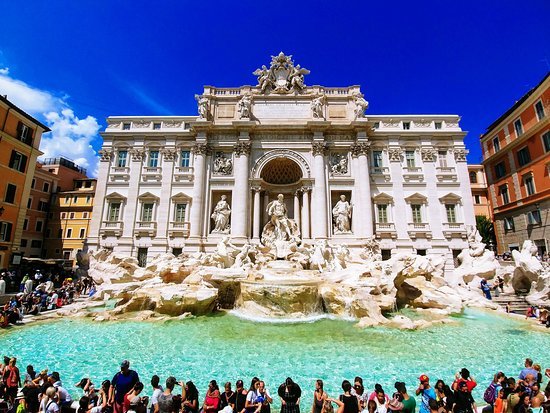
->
[0,309,547,410]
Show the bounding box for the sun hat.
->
[15,391,25,400]
[418,374,429,382]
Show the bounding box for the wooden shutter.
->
[20,154,28,172]
[5,223,12,242]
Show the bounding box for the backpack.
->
[483,383,497,404]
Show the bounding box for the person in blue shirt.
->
[519,358,538,381]
[416,375,436,413]
[109,360,140,413]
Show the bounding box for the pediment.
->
[137,192,160,202]
[171,192,192,202]
[105,192,127,201]
[405,192,428,204]
[372,192,394,204]
[439,193,462,204]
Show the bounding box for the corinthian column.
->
[293,190,301,229]
[311,141,328,239]
[301,186,311,240]
[231,140,251,241]
[351,140,373,238]
[252,186,261,240]
[189,142,209,238]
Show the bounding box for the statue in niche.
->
[311,95,325,118]
[213,152,233,175]
[330,154,348,175]
[195,94,210,119]
[332,195,352,234]
[261,194,301,257]
[238,93,252,119]
[211,195,231,234]
[353,92,369,119]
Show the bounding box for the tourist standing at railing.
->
[149,375,163,413]
[328,380,359,413]
[235,380,248,413]
[311,380,327,413]
[416,375,436,413]
[110,360,140,413]
[278,378,302,413]
[157,377,185,413]
[394,382,415,413]
[182,381,199,413]
[220,382,236,412]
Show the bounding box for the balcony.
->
[110,167,130,182]
[375,222,397,239]
[442,222,467,239]
[403,167,424,183]
[436,166,458,183]
[142,167,162,182]
[168,221,191,238]
[100,221,123,237]
[174,166,194,182]
[370,167,391,183]
[407,222,432,239]
[134,221,157,237]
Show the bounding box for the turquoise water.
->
[1,309,548,408]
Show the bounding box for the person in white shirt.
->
[40,387,60,413]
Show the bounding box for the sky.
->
[0,0,549,177]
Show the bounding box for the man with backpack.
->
[482,372,506,413]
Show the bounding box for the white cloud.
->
[0,69,101,177]
[40,109,101,176]
[0,68,9,75]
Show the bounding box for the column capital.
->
[234,141,251,157]
[300,186,312,193]
[350,142,371,157]
[161,148,178,161]
[129,148,146,161]
[311,141,328,156]
[98,148,113,162]
[453,148,468,162]
[388,147,403,162]
[192,143,211,156]
[251,185,262,193]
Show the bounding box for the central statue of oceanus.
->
[261,194,301,258]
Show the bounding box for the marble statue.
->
[195,94,210,119]
[453,225,499,284]
[211,195,231,234]
[232,242,254,269]
[238,93,252,119]
[330,154,348,175]
[310,239,334,272]
[213,152,233,175]
[253,65,273,93]
[353,93,369,118]
[361,235,382,262]
[332,195,352,234]
[511,240,544,293]
[333,244,351,271]
[289,64,309,92]
[311,95,325,118]
[261,194,301,257]
[253,52,310,94]
[212,236,238,268]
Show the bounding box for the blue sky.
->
[0,0,549,176]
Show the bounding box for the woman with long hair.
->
[312,380,327,413]
[183,381,199,413]
[203,380,221,413]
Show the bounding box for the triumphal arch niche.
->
[190,52,371,253]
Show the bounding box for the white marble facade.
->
[87,53,475,266]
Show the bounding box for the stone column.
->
[294,190,301,229]
[351,139,373,238]
[122,147,146,244]
[252,186,261,240]
[231,140,251,241]
[189,142,209,239]
[311,141,328,239]
[157,148,177,247]
[301,186,311,239]
[88,148,113,250]
[263,192,269,224]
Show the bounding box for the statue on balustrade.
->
[332,195,352,234]
[211,195,231,234]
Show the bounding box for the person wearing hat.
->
[415,375,436,413]
[109,360,140,413]
[452,369,477,393]
[452,382,477,413]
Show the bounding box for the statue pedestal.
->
[265,260,303,271]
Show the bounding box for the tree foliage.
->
[475,215,496,247]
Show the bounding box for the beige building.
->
[467,165,492,219]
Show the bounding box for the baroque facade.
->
[88,53,475,266]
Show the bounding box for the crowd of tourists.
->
[0,357,548,413]
[0,269,95,328]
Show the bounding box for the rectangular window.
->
[153,122,161,130]
[17,122,33,145]
[86,196,91,204]
[9,150,28,172]
[377,204,388,223]
[405,151,415,168]
[61,212,66,219]
[446,204,457,223]
[38,200,48,212]
[35,220,43,232]
[528,210,542,225]
[31,240,42,249]
[517,147,531,166]
[438,150,448,167]
[23,219,28,230]
[174,203,187,222]
[181,150,191,167]
[184,122,190,130]
[108,202,121,221]
[172,248,183,256]
[31,179,35,189]
[149,151,159,167]
[45,229,50,238]
[79,228,86,239]
[543,131,550,153]
[27,198,32,209]
[117,150,128,167]
[373,122,380,129]
[20,239,27,248]
[524,176,535,196]
[122,122,131,130]
[504,217,515,231]
[514,119,523,136]
[5,184,16,204]
[434,122,442,130]
[0,222,12,241]
[416,249,426,256]
[373,151,383,168]
[83,212,88,219]
[500,185,510,204]
[74,196,78,203]
[493,137,500,152]
[494,162,506,178]
[69,212,75,219]
[141,203,154,222]
[411,204,422,223]
[535,101,545,120]
[63,251,71,260]
[403,121,411,130]
[474,195,481,204]
[469,171,478,183]
[43,182,50,193]
[66,228,72,238]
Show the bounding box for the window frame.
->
[174,203,187,223]
[148,150,160,168]
[141,202,155,222]
[517,146,531,167]
[492,136,500,152]
[405,150,416,168]
[542,131,550,153]
[117,150,128,167]
[411,204,423,223]
[494,162,506,179]
[534,100,545,121]
[514,118,524,136]
[500,185,510,204]
[524,175,535,196]
[377,204,388,223]
[181,150,191,167]
[4,183,17,204]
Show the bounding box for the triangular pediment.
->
[137,192,160,202]
[405,192,428,204]
[171,192,192,202]
[439,193,462,204]
[372,192,394,204]
[105,192,127,201]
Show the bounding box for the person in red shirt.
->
[452,369,477,392]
